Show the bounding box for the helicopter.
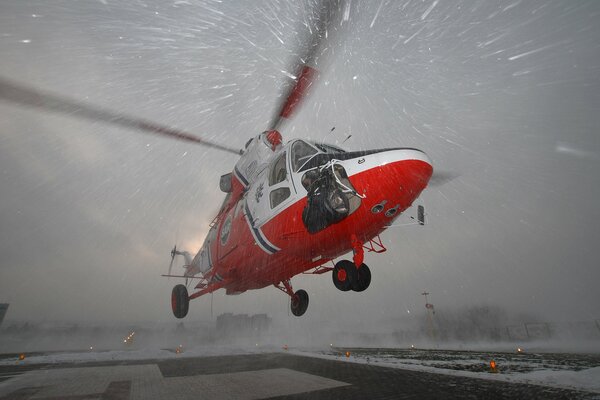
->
[0,0,435,318]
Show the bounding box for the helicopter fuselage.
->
[188,139,432,295]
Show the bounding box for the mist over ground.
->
[2,304,599,356]
[1,0,599,352]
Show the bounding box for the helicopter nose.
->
[345,148,432,200]
[356,148,432,179]
[377,149,432,192]
[393,149,432,185]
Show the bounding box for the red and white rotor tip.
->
[279,65,318,120]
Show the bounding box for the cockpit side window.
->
[269,152,287,186]
[291,141,319,172]
[270,187,290,209]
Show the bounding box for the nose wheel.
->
[332,260,371,292]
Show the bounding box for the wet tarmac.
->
[0,352,597,399]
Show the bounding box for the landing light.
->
[489,360,498,373]
[123,331,136,345]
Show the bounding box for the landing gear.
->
[171,284,189,319]
[332,260,357,291]
[353,264,371,292]
[275,280,309,317]
[332,260,371,292]
[291,289,309,316]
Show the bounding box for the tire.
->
[291,289,309,316]
[171,284,189,319]
[352,264,371,292]
[332,260,357,292]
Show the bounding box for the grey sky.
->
[0,0,599,328]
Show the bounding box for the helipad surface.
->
[0,352,596,399]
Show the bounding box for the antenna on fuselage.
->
[319,126,336,147]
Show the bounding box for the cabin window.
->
[269,152,287,186]
[291,140,319,172]
[270,187,290,208]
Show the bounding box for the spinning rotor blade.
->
[429,170,460,187]
[0,77,240,155]
[269,0,350,131]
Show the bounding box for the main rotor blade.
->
[0,77,240,155]
[269,0,350,131]
[429,170,460,187]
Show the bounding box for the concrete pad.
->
[0,364,348,400]
[0,364,161,399]
[133,368,348,400]
[0,353,595,399]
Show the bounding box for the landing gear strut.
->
[275,280,309,317]
[171,284,189,319]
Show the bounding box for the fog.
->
[1,0,599,350]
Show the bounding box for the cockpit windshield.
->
[291,140,319,172]
[314,143,346,154]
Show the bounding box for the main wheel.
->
[171,284,189,319]
[332,260,357,292]
[352,264,371,292]
[290,289,309,316]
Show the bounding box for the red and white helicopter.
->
[0,0,435,318]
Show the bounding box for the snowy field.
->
[295,347,600,394]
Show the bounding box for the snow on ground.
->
[3,344,600,394]
[0,345,278,366]
[521,367,600,394]
[292,348,600,394]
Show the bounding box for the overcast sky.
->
[0,0,599,329]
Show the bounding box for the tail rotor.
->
[168,245,178,276]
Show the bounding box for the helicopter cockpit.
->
[241,139,361,233]
[287,140,362,234]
